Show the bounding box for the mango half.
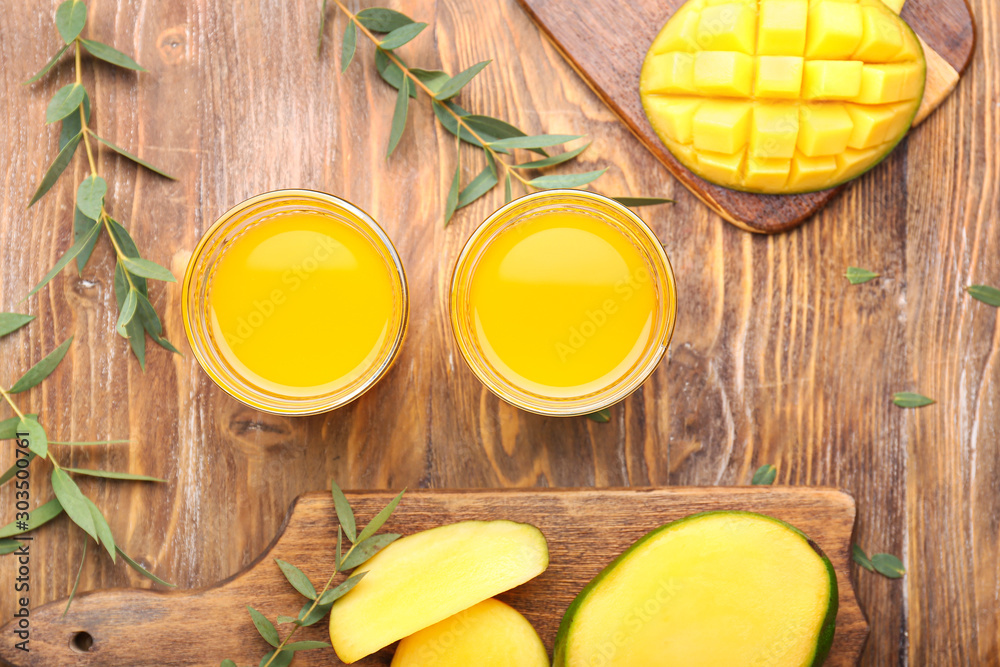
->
[640,0,926,194]
[553,511,838,667]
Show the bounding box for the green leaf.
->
[330,479,357,543]
[24,216,101,298]
[9,337,73,395]
[116,547,176,586]
[966,285,1000,307]
[92,133,175,179]
[63,467,165,482]
[0,414,37,440]
[751,464,777,485]
[374,48,415,96]
[133,291,162,336]
[282,641,331,651]
[116,290,138,337]
[586,408,611,423]
[410,68,450,94]
[56,0,88,43]
[80,38,145,71]
[462,115,529,142]
[513,143,590,170]
[845,266,880,285]
[317,571,366,605]
[59,92,90,150]
[24,42,72,85]
[276,559,317,599]
[0,313,35,338]
[46,83,86,123]
[0,539,24,555]
[62,540,88,617]
[16,418,47,459]
[490,134,581,150]
[247,605,280,647]
[613,196,674,207]
[76,174,107,219]
[852,544,874,572]
[9,337,73,394]
[387,78,410,157]
[317,0,329,57]
[259,650,292,667]
[275,616,297,625]
[341,533,401,570]
[28,131,82,206]
[528,169,607,189]
[871,553,905,578]
[893,392,934,408]
[51,468,97,542]
[340,19,356,72]
[434,60,491,101]
[504,172,512,204]
[336,526,343,570]
[0,452,35,487]
[296,600,332,626]
[74,209,100,273]
[83,496,116,561]
[121,256,176,282]
[380,22,426,50]
[0,498,63,538]
[444,140,461,225]
[221,661,238,667]
[366,495,405,529]
[457,165,498,209]
[356,8,414,32]
[432,101,505,151]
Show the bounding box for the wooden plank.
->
[0,488,865,666]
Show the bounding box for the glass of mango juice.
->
[451,190,677,416]
[182,190,408,415]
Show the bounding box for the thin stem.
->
[0,386,26,421]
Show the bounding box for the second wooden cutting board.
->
[0,487,866,666]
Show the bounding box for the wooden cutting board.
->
[0,488,866,666]
[517,0,976,233]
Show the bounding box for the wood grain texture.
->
[517,0,976,233]
[0,488,865,666]
[0,0,996,665]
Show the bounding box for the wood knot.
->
[224,409,297,455]
[157,27,188,64]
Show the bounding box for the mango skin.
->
[552,511,838,667]
[640,0,927,195]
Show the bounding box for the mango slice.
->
[640,0,926,194]
[329,520,549,664]
[391,599,550,667]
[553,512,838,667]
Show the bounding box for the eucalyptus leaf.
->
[46,83,86,123]
[586,409,611,423]
[341,19,356,72]
[356,8,414,33]
[504,172,512,204]
[76,174,107,219]
[80,38,145,71]
[0,539,24,555]
[613,196,674,207]
[490,134,581,150]
[56,0,88,43]
[63,540,87,617]
[297,600,332,626]
[282,641,331,651]
[117,547,176,586]
[457,165,498,209]
[966,285,1000,307]
[0,452,34,487]
[0,313,35,338]
[259,650,292,667]
[221,661,237,667]
[0,498,63,538]
[444,141,460,225]
[17,418,47,459]
[528,169,607,189]
[462,115,528,142]
[247,605,280,647]
[751,464,777,485]
[852,544,874,572]
[330,479,357,543]
[28,131,82,206]
[108,218,144,261]
[0,414,37,440]
[341,533,401,570]
[431,101,507,152]
[24,216,101,298]
[121,256,176,282]
[380,22,426,50]
[116,290,138,337]
[24,43,71,85]
[51,468,97,542]
[64,467,165,482]
[275,616,297,625]
[434,60,491,101]
[336,526,343,570]
[276,559,317,599]
[387,78,410,157]
[83,496,116,561]
[150,333,180,355]
[74,208,101,274]
[9,337,73,394]
[410,68,450,94]
[134,291,163,336]
[845,266,880,285]
[317,571,366,605]
[871,553,905,578]
[374,48,415,96]
[893,392,934,408]
[92,133,175,179]
[513,143,590,170]
[59,92,90,150]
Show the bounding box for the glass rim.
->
[182,188,409,416]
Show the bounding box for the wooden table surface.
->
[0,1,997,665]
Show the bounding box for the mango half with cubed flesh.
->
[391,598,550,667]
[553,511,838,667]
[329,520,549,663]
[640,0,926,194]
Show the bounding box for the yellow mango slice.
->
[640,0,926,193]
[391,599,549,667]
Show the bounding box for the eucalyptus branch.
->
[23,0,180,369]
